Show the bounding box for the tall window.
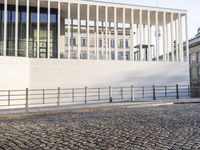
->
[18,7,26,57]
[81,38,87,47]
[125,40,129,48]
[197,52,200,63]
[198,68,200,78]
[7,5,15,56]
[99,39,102,47]
[111,39,115,48]
[29,7,37,58]
[50,10,58,58]
[39,8,48,58]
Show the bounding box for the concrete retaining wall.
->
[0,57,189,89]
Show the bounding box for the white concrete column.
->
[166,24,169,61]
[47,0,50,59]
[58,0,61,59]
[96,6,99,60]
[68,2,71,59]
[77,3,80,59]
[3,0,7,56]
[37,0,40,58]
[155,11,159,61]
[130,9,134,61]
[108,23,111,60]
[143,25,146,60]
[179,14,183,62]
[175,20,178,62]
[87,4,90,60]
[143,25,146,44]
[171,13,174,62]
[185,14,189,62]
[148,10,151,61]
[123,8,126,61]
[139,9,143,61]
[15,0,19,56]
[163,12,166,62]
[101,21,104,59]
[178,13,182,62]
[105,6,108,60]
[114,7,117,60]
[26,0,29,57]
[77,3,81,59]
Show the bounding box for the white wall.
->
[0,57,189,90]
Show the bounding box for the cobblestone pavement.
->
[1,104,200,150]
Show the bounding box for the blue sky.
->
[98,0,200,39]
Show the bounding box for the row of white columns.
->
[2,0,189,63]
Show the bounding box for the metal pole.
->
[25,88,29,109]
[188,85,190,97]
[131,85,134,102]
[142,86,145,98]
[109,86,112,103]
[153,85,156,100]
[176,84,179,99]
[121,87,123,100]
[43,89,45,104]
[165,86,167,97]
[8,90,10,106]
[85,86,88,104]
[72,88,75,102]
[98,88,100,101]
[57,87,60,106]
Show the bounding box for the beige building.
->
[189,28,200,97]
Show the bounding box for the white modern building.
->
[0,0,189,89]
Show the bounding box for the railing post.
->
[142,86,145,98]
[8,90,10,106]
[153,85,156,100]
[176,84,179,99]
[131,85,134,102]
[165,86,167,98]
[85,86,88,104]
[121,87,123,100]
[57,87,60,106]
[188,85,190,97]
[98,88,100,101]
[109,86,112,103]
[72,88,75,102]
[25,88,29,110]
[42,89,45,104]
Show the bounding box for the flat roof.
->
[82,0,187,13]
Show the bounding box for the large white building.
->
[0,0,189,89]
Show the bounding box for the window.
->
[190,53,197,64]
[125,40,129,48]
[119,39,123,48]
[197,52,200,63]
[70,38,76,46]
[111,39,115,48]
[99,39,102,47]
[198,68,200,78]
[81,38,87,47]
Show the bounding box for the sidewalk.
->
[0,98,199,120]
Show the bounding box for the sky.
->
[98,0,200,39]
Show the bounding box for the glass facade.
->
[0,4,58,58]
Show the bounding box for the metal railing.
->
[0,84,197,110]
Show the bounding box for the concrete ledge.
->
[0,101,174,120]
[1,98,200,120]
